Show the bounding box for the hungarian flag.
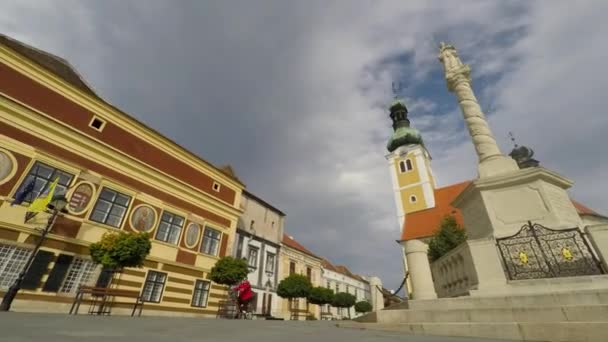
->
[25,178,59,223]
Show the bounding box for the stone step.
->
[375,304,608,323]
[337,321,608,342]
[407,289,608,310]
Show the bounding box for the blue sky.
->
[2,1,607,293]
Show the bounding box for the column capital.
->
[445,64,472,92]
[404,239,429,255]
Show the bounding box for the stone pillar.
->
[368,277,385,311]
[438,42,519,178]
[404,239,437,300]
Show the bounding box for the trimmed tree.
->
[354,300,373,314]
[332,292,357,319]
[428,215,467,262]
[208,256,249,287]
[89,231,152,287]
[277,274,312,319]
[307,286,335,316]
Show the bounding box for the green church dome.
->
[386,97,423,152]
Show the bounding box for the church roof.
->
[400,180,605,241]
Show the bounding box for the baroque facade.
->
[320,259,371,319]
[0,34,244,316]
[233,190,285,317]
[278,234,322,320]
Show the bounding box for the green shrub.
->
[427,215,467,262]
[89,231,151,270]
[307,286,334,306]
[208,257,249,286]
[277,274,312,299]
[354,300,373,313]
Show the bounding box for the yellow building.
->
[278,234,322,320]
[0,34,245,316]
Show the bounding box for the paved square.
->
[0,313,508,342]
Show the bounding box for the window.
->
[60,258,98,294]
[191,280,210,308]
[406,159,413,171]
[201,227,222,256]
[410,195,417,203]
[89,116,106,131]
[15,161,74,203]
[236,235,245,259]
[141,271,167,303]
[90,187,131,228]
[265,253,276,273]
[306,267,312,281]
[346,285,350,294]
[212,182,221,192]
[327,281,330,289]
[155,211,184,244]
[250,220,255,230]
[247,247,259,268]
[0,244,31,290]
[399,161,406,173]
[335,283,339,293]
[289,261,296,275]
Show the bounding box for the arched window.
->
[410,195,417,203]
[405,159,413,171]
[399,161,406,173]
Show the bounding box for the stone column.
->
[404,239,437,300]
[438,42,519,178]
[368,277,385,311]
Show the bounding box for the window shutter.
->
[21,250,55,290]
[219,234,228,257]
[95,267,114,288]
[42,254,74,292]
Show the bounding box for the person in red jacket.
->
[233,278,254,317]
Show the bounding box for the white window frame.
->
[155,211,185,245]
[59,257,99,295]
[248,247,259,268]
[141,271,167,303]
[265,252,275,273]
[0,244,32,290]
[89,187,131,228]
[200,227,222,256]
[191,279,211,308]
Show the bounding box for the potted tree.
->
[307,286,334,320]
[89,231,152,288]
[354,300,373,316]
[332,292,356,319]
[277,274,312,320]
[208,257,249,318]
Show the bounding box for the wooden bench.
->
[69,285,144,317]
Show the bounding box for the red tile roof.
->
[401,180,604,241]
[282,234,320,259]
[321,258,338,272]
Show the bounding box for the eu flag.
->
[11,179,35,206]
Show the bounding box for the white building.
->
[320,259,372,319]
[233,189,285,318]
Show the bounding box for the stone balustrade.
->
[430,241,478,298]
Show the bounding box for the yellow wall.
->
[400,185,427,213]
[0,45,245,316]
[278,245,322,320]
[395,155,420,187]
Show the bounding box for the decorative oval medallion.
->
[185,223,201,248]
[130,205,157,233]
[67,182,95,214]
[0,150,16,184]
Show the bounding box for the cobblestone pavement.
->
[0,313,507,342]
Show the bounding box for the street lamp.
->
[0,195,69,312]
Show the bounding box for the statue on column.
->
[438,42,464,72]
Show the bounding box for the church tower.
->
[385,98,436,235]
